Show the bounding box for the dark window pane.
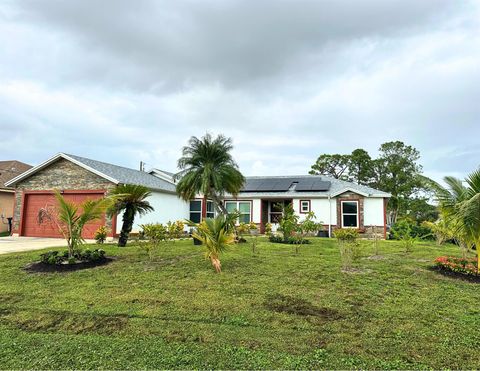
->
[239,214,250,223]
[206,212,215,218]
[190,200,201,212]
[343,214,357,227]
[271,202,283,212]
[207,201,214,212]
[342,202,358,214]
[190,213,201,223]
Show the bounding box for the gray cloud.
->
[0,0,478,181]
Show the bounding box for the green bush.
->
[391,218,433,240]
[269,235,311,245]
[39,249,106,265]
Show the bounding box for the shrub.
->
[39,249,106,265]
[269,235,311,245]
[391,219,419,252]
[278,204,299,240]
[434,256,478,276]
[236,222,250,243]
[166,220,185,239]
[140,223,170,261]
[334,228,361,271]
[264,222,273,236]
[94,226,108,244]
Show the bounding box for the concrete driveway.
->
[0,236,96,255]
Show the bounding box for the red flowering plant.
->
[434,256,479,276]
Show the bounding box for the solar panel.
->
[295,179,331,191]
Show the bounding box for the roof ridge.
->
[64,153,146,174]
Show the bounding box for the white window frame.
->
[206,200,215,219]
[189,200,203,223]
[300,200,310,213]
[341,200,359,228]
[225,200,251,224]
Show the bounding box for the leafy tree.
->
[349,149,375,184]
[38,190,110,259]
[192,215,235,273]
[374,141,424,224]
[107,184,154,247]
[175,133,245,214]
[309,154,350,179]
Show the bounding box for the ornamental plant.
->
[434,256,478,276]
[278,204,299,240]
[94,226,108,244]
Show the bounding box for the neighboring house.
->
[6,153,391,239]
[0,160,32,234]
[5,153,187,238]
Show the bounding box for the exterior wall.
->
[251,199,261,224]
[363,198,385,226]
[11,158,115,235]
[0,191,14,233]
[293,198,337,226]
[117,191,190,233]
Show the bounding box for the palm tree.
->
[38,190,110,258]
[107,184,154,247]
[456,169,480,270]
[192,215,235,273]
[431,170,480,269]
[175,133,245,214]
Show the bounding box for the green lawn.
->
[0,238,478,369]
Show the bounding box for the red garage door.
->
[21,192,106,239]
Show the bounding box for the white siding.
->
[117,191,189,233]
[363,198,385,226]
[293,198,336,226]
[251,199,261,223]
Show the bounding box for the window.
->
[300,200,310,213]
[341,201,358,228]
[225,201,251,223]
[269,201,284,223]
[189,200,202,223]
[206,200,215,218]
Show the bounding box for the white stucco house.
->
[6,153,390,239]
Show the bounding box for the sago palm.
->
[107,184,154,247]
[192,215,235,273]
[175,133,245,214]
[38,190,110,258]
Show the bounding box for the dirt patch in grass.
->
[365,255,386,260]
[24,258,115,273]
[265,293,342,319]
[341,267,372,274]
[429,266,480,283]
[1,310,128,335]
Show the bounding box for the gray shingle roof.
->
[66,154,177,193]
[239,175,390,198]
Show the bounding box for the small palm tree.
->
[38,190,110,259]
[192,215,235,273]
[107,184,154,247]
[431,170,480,270]
[175,133,245,214]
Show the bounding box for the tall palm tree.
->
[174,133,245,214]
[192,215,235,273]
[107,184,154,247]
[38,190,110,258]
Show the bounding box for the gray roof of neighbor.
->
[66,154,177,193]
[239,175,390,197]
[0,160,32,189]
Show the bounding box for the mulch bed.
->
[24,258,115,273]
[429,266,480,284]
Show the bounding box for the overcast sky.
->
[1,0,479,181]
